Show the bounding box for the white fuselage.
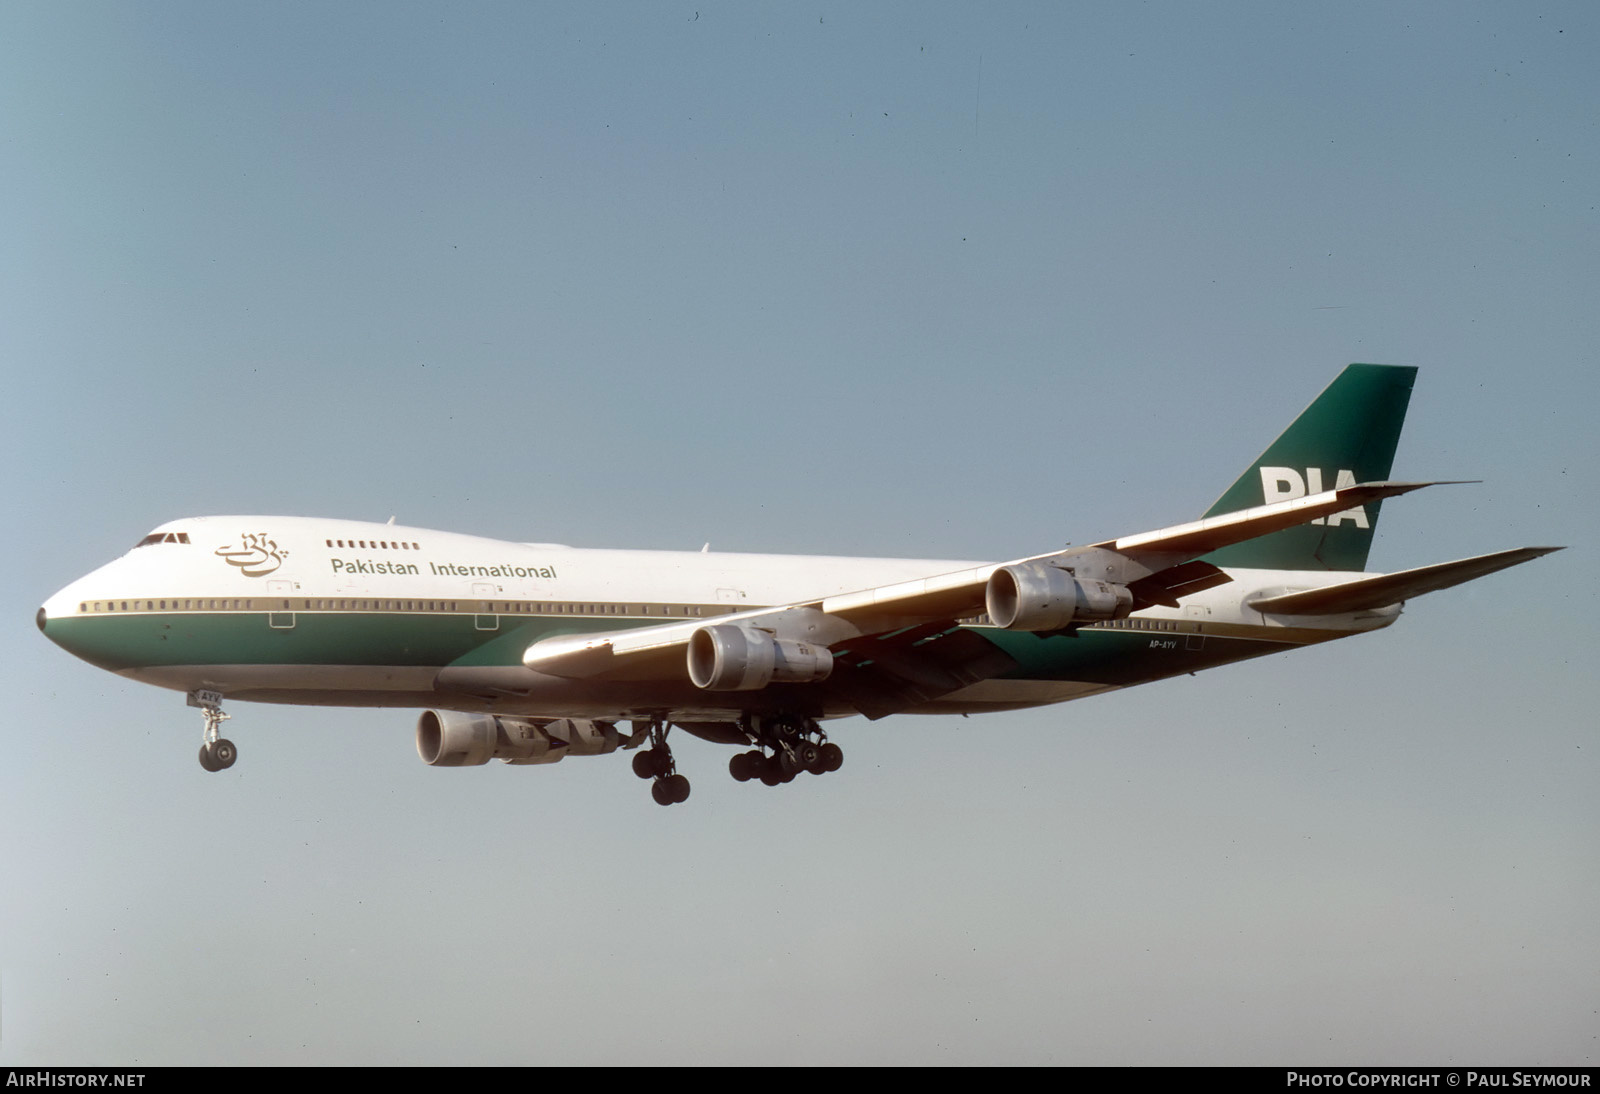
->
[40,515,1399,721]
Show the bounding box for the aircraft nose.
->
[38,576,128,670]
[39,575,95,653]
[38,587,75,648]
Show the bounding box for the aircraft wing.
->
[517,480,1442,688]
[1248,546,1564,615]
[824,621,1024,720]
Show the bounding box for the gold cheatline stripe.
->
[75,598,750,619]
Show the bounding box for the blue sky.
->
[2,2,1596,1065]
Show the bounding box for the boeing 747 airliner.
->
[39,365,1559,805]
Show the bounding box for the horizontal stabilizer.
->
[1111,480,1444,559]
[1249,546,1564,615]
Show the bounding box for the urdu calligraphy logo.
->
[215,532,288,577]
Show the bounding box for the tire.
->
[820,743,843,772]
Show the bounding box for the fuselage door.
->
[268,579,296,629]
[473,582,499,631]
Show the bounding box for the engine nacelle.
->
[415,711,619,767]
[536,717,621,758]
[686,624,834,691]
[985,562,1133,631]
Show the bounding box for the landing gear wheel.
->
[796,741,821,772]
[198,739,237,772]
[736,714,838,788]
[632,746,673,779]
[651,775,691,806]
[191,691,235,772]
[820,742,844,773]
[640,719,692,806]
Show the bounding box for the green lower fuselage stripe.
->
[45,610,1311,690]
[46,611,633,672]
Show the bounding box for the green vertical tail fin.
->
[1202,364,1417,571]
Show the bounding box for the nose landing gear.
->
[189,689,237,772]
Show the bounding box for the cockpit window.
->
[134,532,191,548]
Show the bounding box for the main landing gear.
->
[727,714,843,788]
[189,690,238,772]
[630,719,691,806]
[629,714,843,805]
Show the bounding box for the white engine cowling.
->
[985,562,1133,631]
[415,711,619,767]
[686,624,834,691]
[537,717,621,758]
